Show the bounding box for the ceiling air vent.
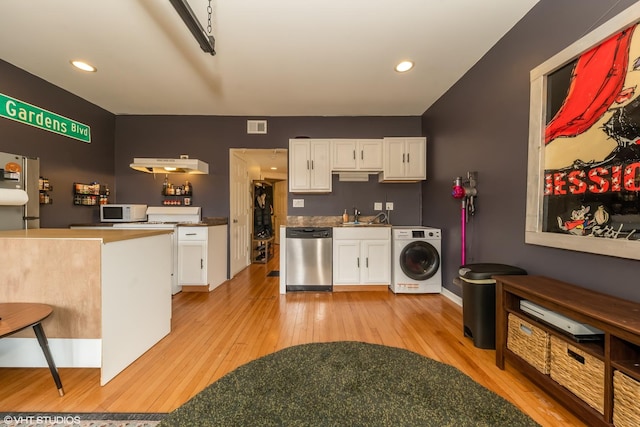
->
[247,120,267,134]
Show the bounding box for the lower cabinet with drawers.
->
[178,225,228,292]
[495,275,640,427]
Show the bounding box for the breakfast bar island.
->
[0,228,172,385]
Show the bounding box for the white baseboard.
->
[441,287,462,306]
[0,338,101,368]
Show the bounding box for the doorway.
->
[229,148,287,277]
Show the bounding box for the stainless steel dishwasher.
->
[285,227,332,291]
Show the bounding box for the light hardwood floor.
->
[0,247,584,426]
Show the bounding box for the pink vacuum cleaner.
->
[451,172,478,265]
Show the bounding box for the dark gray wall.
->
[421,0,640,301]
[114,116,423,225]
[0,60,116,227]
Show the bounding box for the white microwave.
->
[100,204,148,222]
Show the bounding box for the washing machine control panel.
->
[393,227,441,239]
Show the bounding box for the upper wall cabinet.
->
[379,137,426,182]
[289,139,332,193]
[332,139,383,171]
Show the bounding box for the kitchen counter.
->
[279,221,392,294]
[286,215,391,227]
[0,228,172,385]
[338,223,391,227]
[201,216,228,226]
[0,227,171,243]
[69,216,229,228]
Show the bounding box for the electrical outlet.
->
[386,202,394,211]
[292,199,304,208]
[374,202,383,211]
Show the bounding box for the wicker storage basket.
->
[613,370,640,427]
[549,336,604,414]
[507,313,550,374]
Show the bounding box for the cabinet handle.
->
[407,153,410,163]
[307,160,310,170]
[360,150,363,160]
[402,153,405,163]
[353,150,356,160]
[311,160,314,170]
[201,259,204,269]
[357,258,360,268]
[186,233,196,236]
[519,324,532,336]
[567,349,585,364]
[366,257,369,268]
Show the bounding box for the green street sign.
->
[0,92,91,143]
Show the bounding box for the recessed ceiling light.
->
[270,167,278,170]
[395,61,414,73]
[70,60,97,72]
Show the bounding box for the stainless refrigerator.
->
[0,151,40,230]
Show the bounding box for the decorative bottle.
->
[342,209,349,223]
[162,176,169,195]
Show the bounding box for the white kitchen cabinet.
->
[332,227,391,285]
[178,225,228,291]
[332,139,383,171]
[379,137,426,182]
[289,139,332,192]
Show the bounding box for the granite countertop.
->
[69,223,115,227]
[70,217,228,228]
[0,228,172,243]
[188,217,228,226]
[285,216,391,227]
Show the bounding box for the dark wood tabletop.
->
[0,303,53,338]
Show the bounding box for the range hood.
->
[130,157,209,174]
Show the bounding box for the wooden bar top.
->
[0,228,172,243]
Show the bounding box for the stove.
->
[114,222,178,229]
[112,207,201,227]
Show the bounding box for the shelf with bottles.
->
[161,177,193,206]
[162,196,193,206]
[39,176,53,205]
[73,182,110,206]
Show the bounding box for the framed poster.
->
[525,2,640,260]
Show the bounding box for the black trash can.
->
[460,263,527,349]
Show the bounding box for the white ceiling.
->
[233,148,289,176]
[0,0,539,117]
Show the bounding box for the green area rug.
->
[159,341,539,426]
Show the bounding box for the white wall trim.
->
[441,287,462,307]
[0,338,101,367]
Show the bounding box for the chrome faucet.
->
[368,211,389,224]
[354,208,361,223]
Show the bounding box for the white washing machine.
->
[390,226,442,294]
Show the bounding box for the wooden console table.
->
[0,303,64,396]
[495,275,640,427]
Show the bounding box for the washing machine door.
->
[399,241,440,281]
